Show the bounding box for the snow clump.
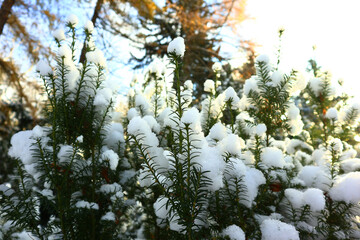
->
[84,20,94,33]
[66,14,79,26]
[222,225,246,240]
[204,79,215,93]
[167,37,186,57]
[75,200,99,210]
[255,124,267,136]
[330,172,360,204]
[36,60,52,76]
[261,147,285,168]
[101,212,116,221]
[53,28,65,41]
[285,188,325,211]
[260,219,300,240]
[325,107,338,120]
[101,149,119,170]
[209,122,227,141]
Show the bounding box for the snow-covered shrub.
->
[124,40,360,239]
[0,20,132,239]
[2,21,360,240]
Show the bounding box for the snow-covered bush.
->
[124,40,360,239]
[0,20,132,239]
[2,19,360,240]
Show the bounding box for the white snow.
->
[8,130,35,165]
[209,122,227,141]
[76,135,83,143]
[57,145,73,164]
[261,147,285,168]
[143,115,160,133]
[260,219,299,240]
[86,49,106,68]
[243,76,259,96]
[169,212,185,233]
[198,146,225,191]
[286,139,313,155]
[330,172,360,204]
[325,107,338,120]
[219,134,243,156]
[308,78,322,97]
[84,20,94,33]
[53,28,65,41]
[270,71,283,86]
[212,62,222,72]
[285,187,325,212]
[255,124,267,136]
[127,108,139,121]
[242,168,266,207]
[222,225,246,240]
[40,189,54,200]
[181,107,200,125]
[153,196,169,219]
[75,200,99,210]
[101,149,119,170]
[256,54,270,64]
[93,88,112,106]
[329,138,343,152]
[303,188,325,211]
[297,166,331,191]
[11,231,40,240]
[287,104,300,120]
[135,94,150,111]
[340,148,357,161]
[66,14,79,26]
[311,148,328,166]
[36,60,52,76]
[284,188,304,209]
[291,72,309,93]
[224,87,240,107]
[128,116,159,147]
[184,80,193,90]
[288,118,304,136]
[100,183,122,194]
[167,37,186,57]
[101,212,116,221]
[204,79,215,93]
[341,158,360,173]
[104,123,125,149]
[58,45,72,59]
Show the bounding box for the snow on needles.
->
[167,37,186,57]
[53,28,65,41]
[36,60,52,76]
[222,225,245,240]
[326,107,338,120]
[261,147,285,168]
[260,219,300,240]
[285,188,325,211]
[84,20,94,33]
[66,14,79,26]
[330,172,360,204]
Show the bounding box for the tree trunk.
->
[0,0,16,36]
[79,0,104,63]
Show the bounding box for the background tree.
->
[0,0,58,181]
[98,0,252,96]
